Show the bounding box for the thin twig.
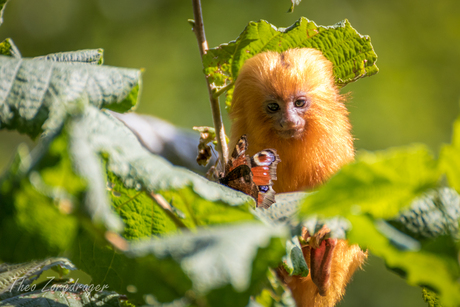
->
[212,81,234,100]
[191,0,229,170]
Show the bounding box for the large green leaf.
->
[69,106,255,234]
[108,168,255,239]
[300,145,440,219]
[203,18,378,106]
[347,213,460,306]
[73,223,287,306]
[0,134,84,262]
[0,41,103,64]
[0,55,141,138]
[0,105,256,261]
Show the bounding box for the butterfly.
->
[219,135,280,209]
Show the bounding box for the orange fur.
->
[229,48,365,307]
[229,48,354,193]
[279,241,367,307]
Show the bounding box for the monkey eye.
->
[266,102,280,112]
[294,99,307,108]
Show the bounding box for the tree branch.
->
[191,0,229,170]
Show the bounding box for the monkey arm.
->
[278,226,367,307]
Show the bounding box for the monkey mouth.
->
[275,129,303,139]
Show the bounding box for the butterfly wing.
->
[220,135,280,209]
[250,149,280,209]
[220,135,259,200]
[219,164,259,200]
[226,135,250,172]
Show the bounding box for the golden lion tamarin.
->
[229,48,353,193]
[228,48,366,307]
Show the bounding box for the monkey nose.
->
[280,120,300,130]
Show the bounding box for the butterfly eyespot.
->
[259,185,269,193]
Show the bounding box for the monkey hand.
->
[278,225,367,307]
[301,225,337,296]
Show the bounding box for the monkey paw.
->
[301,225,337,296]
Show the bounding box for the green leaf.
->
[440,114,460,193]
[423,288,444,307]
[389,188,460,242]
[254,192,307,225]
[0,105,256,262]
[70,107,255,234]
[108,170,256,239]
[107,170,179,238]
[282,236,308,277]
[0,55,141,138]
[73,223,287,306]
[33,49,104,65]
[72,228,192,305]
[346,214,460,307]
[72,107,252,207]
[203,18,378,106]
[300,145,440,219]
[1,283,122,307]
[253,289,274,307]
[0,135,83,262]
[0,45,104,64]
[0,258,76,295]
[253,269,295,307]
[0,38,21,58]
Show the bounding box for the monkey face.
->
[263,93,311,139]
[230,48,347,150]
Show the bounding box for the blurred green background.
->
[1,0,459,306]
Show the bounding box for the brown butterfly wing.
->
[226,135,250,172]
[220,135,280,209]
[219,165,258,200]
[220,135,258,200]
